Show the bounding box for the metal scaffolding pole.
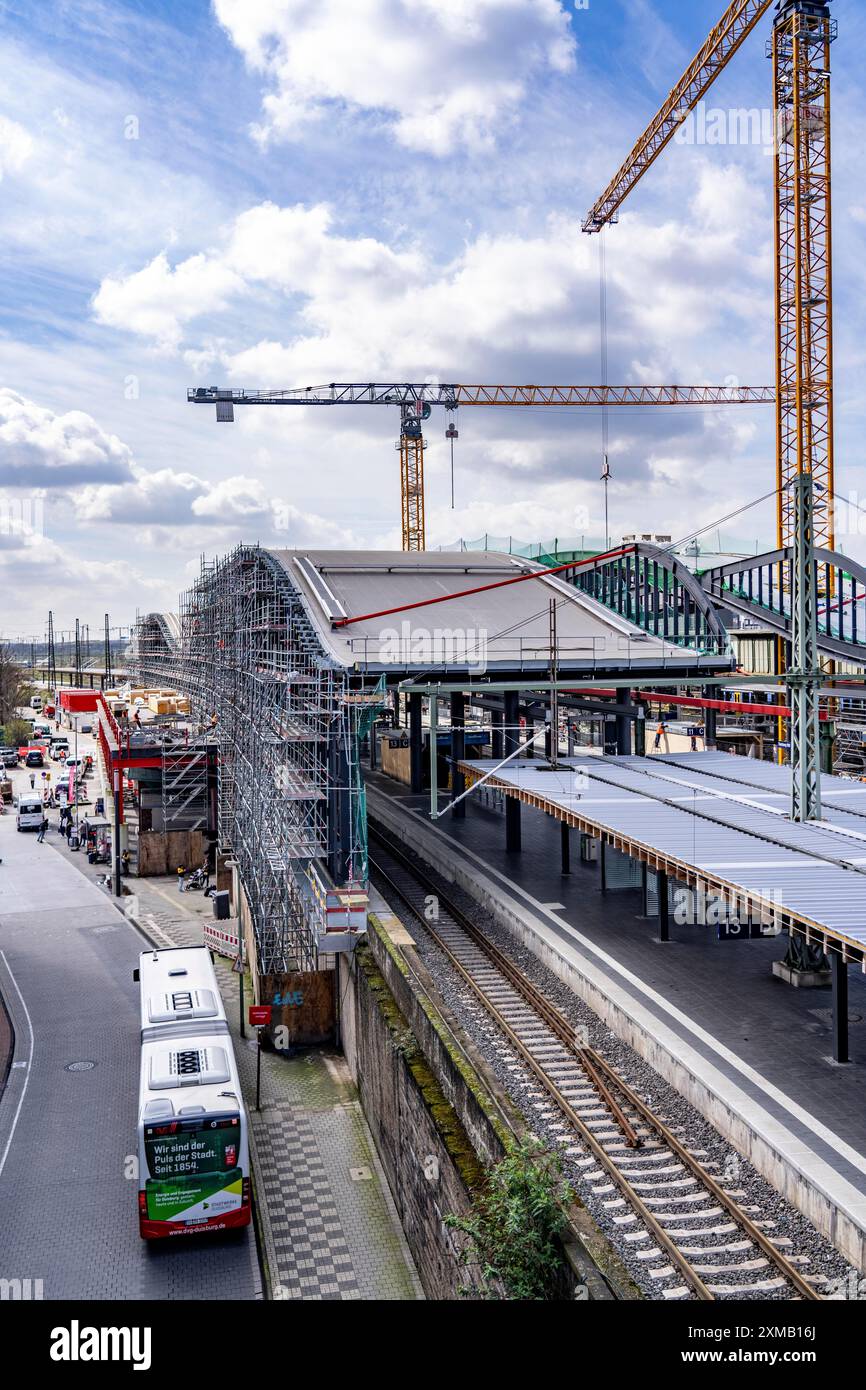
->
[789,472,822,822]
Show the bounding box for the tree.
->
[0,643,26,727]
[2,718,33,750]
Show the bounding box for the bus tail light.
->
[242,1178,251,1209]
[138,1191,147,1219]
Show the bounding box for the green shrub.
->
[447,1136,570,1299]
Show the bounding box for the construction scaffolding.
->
[132,547,383,973]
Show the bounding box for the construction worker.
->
[653,722,665,752]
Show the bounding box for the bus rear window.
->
[144,1115,240,1179]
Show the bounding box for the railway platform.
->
[366,768,866,1273]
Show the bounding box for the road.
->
[0,750,261,1300]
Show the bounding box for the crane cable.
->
[599,228,611,549]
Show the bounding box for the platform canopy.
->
[459,749,866,966]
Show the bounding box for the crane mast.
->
[582,0,835,552]
[772,0,836,551]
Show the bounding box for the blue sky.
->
[0,0,864,633]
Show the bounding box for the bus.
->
[134,945,251,1240]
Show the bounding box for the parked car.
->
[30,696,42,711]
[24,749,44,768]
[79,721,93,734]
[50,740,70,760]
[0,746,18,768]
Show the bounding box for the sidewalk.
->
[69,854,423,1301]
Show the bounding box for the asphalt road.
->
[0,756,261,1300]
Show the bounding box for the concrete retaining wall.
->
[339,938,488,1299]
[339,892,638,1301]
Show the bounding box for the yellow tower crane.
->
[582,0,837,552]
[189,382,774,551]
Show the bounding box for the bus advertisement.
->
[135,946,251,1239]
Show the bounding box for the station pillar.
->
[657,870,670,942]
[504,690,521,852]
[450,691,466,819]
[634,710,646,757]
[369,718,378,770]
[616,690,633,756]
[703,687,718,750]
[561,822,571,875]
[409,693,424,794]
[491,707,504,760]
[832,952,850,1065]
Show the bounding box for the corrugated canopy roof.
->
[459,750,866,963]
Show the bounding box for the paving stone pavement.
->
[99,869,423,1301]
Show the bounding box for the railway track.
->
[368,827,823,1303]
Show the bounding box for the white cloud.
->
[92,164,771,392]
[0,113,34,181]
[92,252,244,354]
[0,389,135,488]
[213,0,576,155]
[70,464,359,549]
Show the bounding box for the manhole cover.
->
[65,1060,97,1072]
[809,1008,863,1025]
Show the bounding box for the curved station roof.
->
[271,549,733,680]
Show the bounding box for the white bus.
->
[134,945,251,1240]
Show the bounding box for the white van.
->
[17,793,44,831]
[30,696,43,711]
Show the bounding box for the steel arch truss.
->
[700,546,866,664]
[569,544,729,655]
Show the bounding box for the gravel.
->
[370,834,858,1302]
